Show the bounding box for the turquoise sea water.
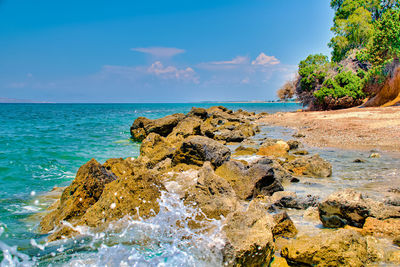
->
[0,102,301,265]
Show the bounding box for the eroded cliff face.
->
[364,64,400,107]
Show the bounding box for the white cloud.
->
[251,53,280,66]
[131,47,185,58]
[147,61,198,83]
[208,56,249,65]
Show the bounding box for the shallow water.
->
[0,102,301,266]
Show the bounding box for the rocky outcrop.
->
[283,154,332,177]
[40,159,117,235]
[319,189,400,228]
[140,133,175,167]
[221,205,275,266]
[183,162,240,220]
[130,113,185,141]
[361,217,400,237]
[215,160,283,200]
[281,229,371,266]
[172,136,231,168]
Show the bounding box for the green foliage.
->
[367,9,400,65]
[298,54,330,92]
[314,71,364,102]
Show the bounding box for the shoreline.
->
[258,106,400,153]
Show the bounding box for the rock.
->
[221,205,275,266]
[172,136,231,168]
[103,158,134,178]
[283,154,332,178]
[292,132,305,138]
[303,207,320,221]
[319,189,370,228]
[353,158,366,163]
[187,107,208,119]
[286,140,302,150]
[40,159,117,235]
[215,160,283,200]
[292,150,309,156]
[167,117,203,142]
[214,129,245,143]
[130,117,152,141]
[257,141,289,158]
[361,217,400,237]
[386,250,400,264]
[272,212,298,239]
[270,257,289,267]
[140,133,175,167]
[369,153,381,158]
[130,113,185,141]
[184,162,240,220]
[79,168,164,228]
[269,191,319,210]
[394,236,400,246]
[281,229,370,267]
[232,146,258,156]
[319,189,400,228]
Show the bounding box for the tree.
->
[277,78,297,101]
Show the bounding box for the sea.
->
[0,102,303,266]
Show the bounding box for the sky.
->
[0,0,334,103]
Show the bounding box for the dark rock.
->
[272,212,298,239]
[172,136,231,168]
[353,158,366,163]
[187,107,208,119]
[286,140,302,150]
[269,191,319,210]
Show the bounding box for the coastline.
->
[258,106,400,153]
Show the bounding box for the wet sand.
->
[258,106,400,152]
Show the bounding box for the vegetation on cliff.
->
[278,0,400,110]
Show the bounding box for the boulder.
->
[167,117,203,142]
[269,191,319,210]
[221,205,275,266]
[281,229,370,267]
[184,162,240,220]
[187,107,208,119]
[140,133,175,167]
[172,136,231,168]
[361,217,400,237]
[283,154,332,178]
[215,160,283,200]
[40,159,117,234]
[214,129,245,143]
[319,189,400,228]
[286,140,302,150]
[79,168,164,228]
[257,141,289,158]
[130,113,185,141]
[272,212,298,239]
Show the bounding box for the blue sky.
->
[0,0,334,102]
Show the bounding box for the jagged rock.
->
[140,133,175,167]
[187,107,208,119]
[184,162,240,220]
[283,154,332,177]
[221,205,275,266]
[272,212,298,239]
[79,168,164,228]
[319,189,400,228]
[172,136,231,168]
[215,160,283,200]
[361,217,400,237]
[40,159,117,235]
[393,236,400,246]
[130,113,185,141]
[167,117,203,142]
[281,229,370,267]
[103,158,135,178]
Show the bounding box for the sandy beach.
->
[258,106,400,152]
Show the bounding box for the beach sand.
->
[258,106,400,152]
